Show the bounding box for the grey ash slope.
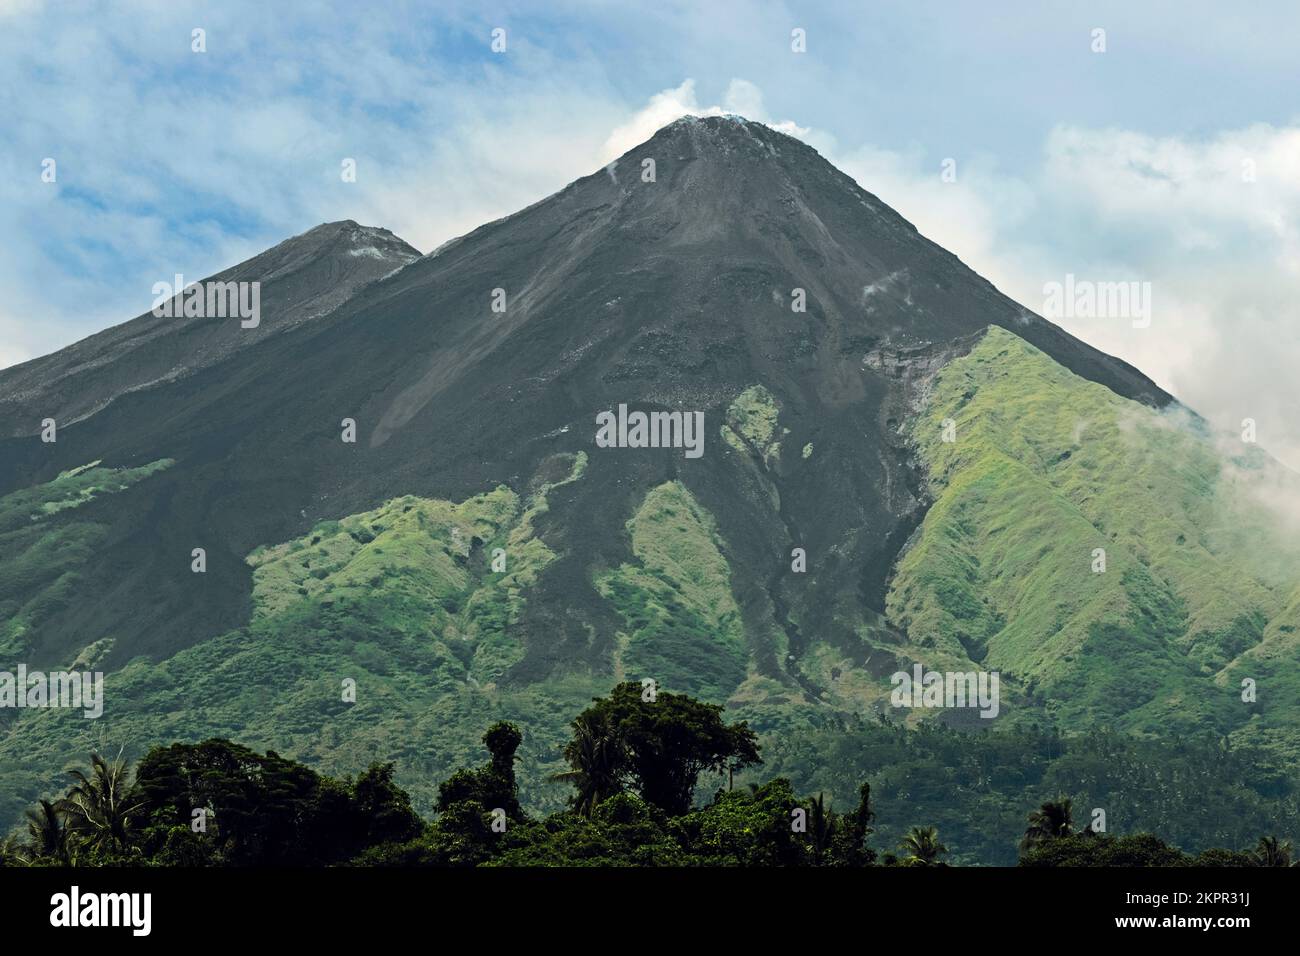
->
[0,221,419,438]
[0,116,1166,689]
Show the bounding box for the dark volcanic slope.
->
[0,221,419,438]
[0,116,1168,680]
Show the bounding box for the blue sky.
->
[3,0,1300,464]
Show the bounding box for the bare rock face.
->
[0,220,419,437]
[0,116,1166,682]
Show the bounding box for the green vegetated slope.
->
[597,480,748,700]
[0,453,606,825]
[721,384,784,466]
[0,460,768,831]
[0,459,173,660]
[888,325,1300,743]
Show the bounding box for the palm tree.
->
[1021,795,1074,851]
[23,799,69,864]
[551,714,626,815]
[0,833,24,866]
[1252,835,1293,867]
[60,748,143,854]
[898,825,949,866]
[808,793,836,865]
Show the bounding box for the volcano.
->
[3,116,1297,833]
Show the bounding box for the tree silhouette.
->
[1021,795,1074,851]
[1252,835,1293,867]
[808,793,834,865]
[828,782,877,866]
[898,825,949,866]
[437,721,524,821]
[552,711,626,815]
[561,682,760,815]
[60,748,143,854]
[23,798,69,864]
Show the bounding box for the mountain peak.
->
[0,220,420,438]
[261,220,420,273]
[662,112,763,131]
[634,112,799,160]
[576,111,1168,409]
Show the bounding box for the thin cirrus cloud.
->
[1,2,1297,469]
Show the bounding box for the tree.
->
[0,834,22,867]
[1019,832,1191,867]
[1252,835,1293,867]
[898,825,949,866]
[132,738,416,865]
[1195,847,1258,867]
[134,739,322,865]
[492,793,687,867]
[1021,795,1074,851]
[353,762,424,845]
[427,721,528,866]
[563,683,761,815]
[808,793,834,865]
[828,782,877,866]
[674,778,809,866]
[23,799,69,864]
[437,721,524,821]
[61,748,143,855]
[552,711,626,815]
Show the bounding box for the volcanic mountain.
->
[2,116,1298,837]
[0,221,419,440]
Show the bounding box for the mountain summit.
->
[2,116,1294,831]
[0,220,418,439]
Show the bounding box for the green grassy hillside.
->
[0,454,606,825]
[0,459,173,661]
[886,326,1300,738]
[597,480,748,700]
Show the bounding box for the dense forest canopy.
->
[3,683,1293,868]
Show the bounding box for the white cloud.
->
[599,78,808,163]
[1030,125,1300,470]
[791,119,1300,471]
